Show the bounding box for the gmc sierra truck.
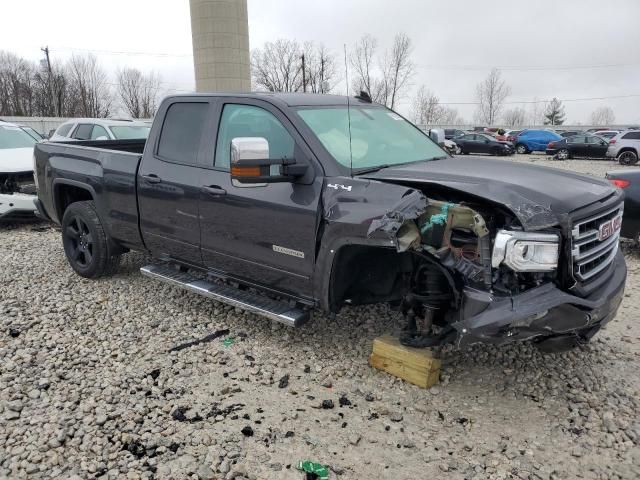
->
[34,93,626,352]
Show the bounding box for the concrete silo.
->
[189,0,251,92]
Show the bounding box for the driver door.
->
[197,99,322,298]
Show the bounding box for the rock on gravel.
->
[1,157,639,479]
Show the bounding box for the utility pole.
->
[41,46,54,115]
[301,54,306,93]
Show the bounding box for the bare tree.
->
[474,68,511,125]
[411,86,443,125]
[302,43,338,94]
[590,106,615,125]
[350,33,414,108]
[67,54,112,117]
[251,39,303,92]
[0,51,37,116]
[117,67,161,118]
[380,33,414,109]
[440,106,465,125]
[349,34,379,100]
[502,107,526,127]
[527,98,547,125]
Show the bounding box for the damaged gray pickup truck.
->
[34,93,626,352]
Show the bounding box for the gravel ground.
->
[1,155,639,480]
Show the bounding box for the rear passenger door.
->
[137,100,211,265]
[197,99,322,298]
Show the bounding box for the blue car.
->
[514,129,563,154]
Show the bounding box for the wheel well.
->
[329,245,413,311]
[618,147,638,156]
[54,184,94,220]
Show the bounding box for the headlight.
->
[492,230,559,272]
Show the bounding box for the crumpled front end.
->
[363,182,626,351]
[0,171,38,220]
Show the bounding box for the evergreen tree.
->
[543,97,565,125]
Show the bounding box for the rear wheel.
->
[516,144,528,154]
[556,148,570,160]
[61,201,121,278]
[618,150,638,165]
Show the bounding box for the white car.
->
[0,122,38,220]
[49,118,151,141]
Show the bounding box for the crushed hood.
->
[0,148,34,173]
[362,157,617,229]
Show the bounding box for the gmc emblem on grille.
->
[598,215,622,241]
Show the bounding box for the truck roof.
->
[164,92,377,108]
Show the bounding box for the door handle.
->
[202,185,227,196]
[142,174,162,184]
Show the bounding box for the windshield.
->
[296,106,445,170]
[109,125,151,139]
[21,126,43,140]
[0,125,37,149]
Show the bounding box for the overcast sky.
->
[2,0,640,124]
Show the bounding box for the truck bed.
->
[34,139,146,250]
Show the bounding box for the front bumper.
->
[0,193,37,220]
[453,250,626,348]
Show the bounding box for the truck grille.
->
[571,203,623,282]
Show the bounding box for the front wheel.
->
[618,150,639,165]
[61,201,121,278]
[516,144,528,154]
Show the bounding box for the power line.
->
[54,46,193,58]
[438,94,640,106]
[416,62,640,72]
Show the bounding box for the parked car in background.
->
[606,169,640,240]
[593,130,620,140]
[558,130,583,138]
[607,130,640,165]
[455,133,514,155]
[514,129,563,154]
[546,134,609,160]
[444,129,465,140]
[0,121,38,220]
[49,118,151,141]
[505,129,523,142]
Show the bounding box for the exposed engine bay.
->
[353,187,560,348]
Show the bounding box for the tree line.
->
[0,50,161,118]
[1,39,619,126]
[250,36,618,127]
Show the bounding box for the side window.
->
[157,102,208,164]
[91,125,109,139]
[567,136,583,144]
[215,104,295,170]
[73,124,93,140]
[56,123,73,137]
[622,131,640,140]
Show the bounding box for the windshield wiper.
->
[353,164,392,175]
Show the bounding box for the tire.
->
[61,201,121,278]
[618,150,638,166]
[556,148,570,161]
[516,144,528,154]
